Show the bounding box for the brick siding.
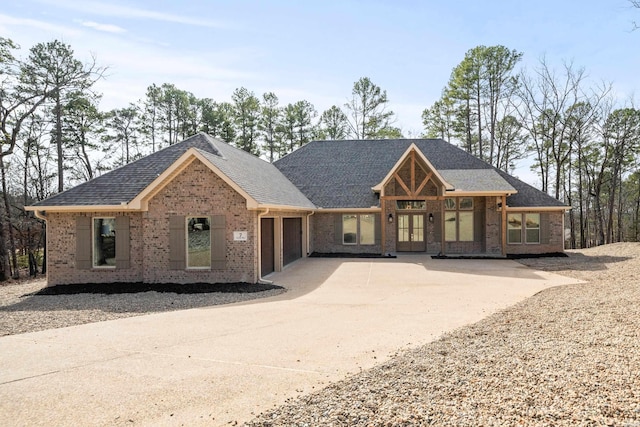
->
[45,159,258,286]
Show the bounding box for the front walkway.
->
[0,256,581,426]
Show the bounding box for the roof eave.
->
[24,204,137,212]
[251,203,316,211]
[445,190,517,196]
[506,205,570,211]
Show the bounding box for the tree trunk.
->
[617,170,624,242]
[577,146,586,248]
[55,91,65,193]
[1,160,19,279]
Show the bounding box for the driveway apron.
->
[0,256,581,426]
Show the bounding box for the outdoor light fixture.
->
[428,213,434,223]
[388,213,393,223]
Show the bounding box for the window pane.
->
[525,214,540,229]
[507,214,522,244]
[459,211,474,241]
[525,213,540,243]
[396,200,426,210]
[444,198,456,210]
[459,198,473,210]
[507,214,522,229]
[188,217,211,268]
[360,214,375,245]
[526,229,540,243]
[413,214,424,242]
[398,214,409,242]
[343,214,357,244]
[93,218,116,267]
[444,212,457,241]
[509,229,522,244]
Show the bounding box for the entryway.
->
[397,213,426,252]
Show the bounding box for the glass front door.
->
[397,213,426,252]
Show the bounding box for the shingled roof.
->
[30,133,315,210]
[274,139,566,209]
[31,135,565,212]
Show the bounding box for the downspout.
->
[306,210,315,256]
[257,208,272,284]
[34,210,47,221]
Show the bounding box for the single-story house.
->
[27,133,568,286]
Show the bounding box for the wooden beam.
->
[380,197,386,255]
[410,150,416,195]
[415,172,433,196]
[440,200,445,255]
[384,195,443,201]
[501,195,507,256]
[393,172,412,196]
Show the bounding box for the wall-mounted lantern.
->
[388,213,393,223]
[428,213,434,223]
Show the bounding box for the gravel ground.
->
[2,244,639,425]
[0,279,285,337]
[245,243,640,426]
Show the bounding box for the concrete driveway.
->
[0,256,581,426]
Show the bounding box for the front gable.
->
[129,148,259,211]
[374,144,452,199]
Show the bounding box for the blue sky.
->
[1,0,639,183]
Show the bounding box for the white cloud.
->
[0,13,81,37]
[38,0,234,29]
[79,20,126,34]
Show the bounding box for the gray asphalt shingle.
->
[274,139,566,209]
[32,133,314,210]
[32,135,565,211]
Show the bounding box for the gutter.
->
[33,210,47,220]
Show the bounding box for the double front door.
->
[397,213,425,252]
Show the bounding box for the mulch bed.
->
[432,252,568,260]
[31,282,283,295]
[309,252,397,258]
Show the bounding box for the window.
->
[396,200,426,210]
[507,214,522,244]
[93,217,116,267]
[360,214,375,245]
[508,213,541,244]
[187,216,211,268]
[444,197,474,242]
[342,214,358,244]
[525,213,540,244]
[342,214,376,245]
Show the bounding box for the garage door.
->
[282,218,302,266]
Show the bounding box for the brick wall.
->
[142,159,257,283]
[312,212,381,254]
[485,197,502,255]
[44,159,259,286]
[506,211,565,255]
[46,211,144,286]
